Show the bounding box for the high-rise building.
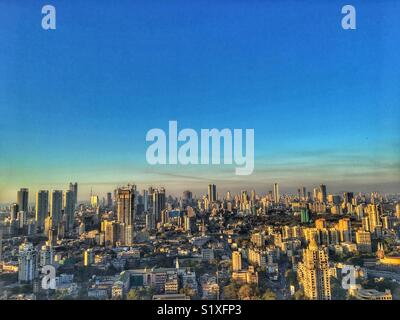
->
[366,204,381,234]
[301,208,310,223]
[116,185,136,245]
[39,245,54,267]
[343,192,354,204]
[35,190,49,230]
[297,239,331,300]
[84,248,94,266]
[183,190,193,206]
[301,186,307,200]
[116,186,136,225]
[355,230,372,253]
[184,215,193,233]
[69,182,78,207]
[18,242,38,283]
[152,188,165,223]
[63,190,75,232]
[208,184,217,202]
[17,188,29,213]
[106,192,113,208]
[251,232,265,248]
[313,188,319,201]
[0,230,3,263]
[17,210,27,228]
[146,212,156,231]
[315,218,327,230]
[102,220,118,247]
[273,183,279,204]
[11,203,19,221]
[337,218,352,242]
[396,203,400,219]
[319,185,327,203]
[90,195,99,208]
[142,190,148,212]
[232,251,242,272]
[50,190,63,228]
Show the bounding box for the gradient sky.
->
[0,0,399,203]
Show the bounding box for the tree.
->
[127,288,142,300]
[179,285,197,298]
[285,270,297,286]
[238,284,252,300]
[223,283,239,300]
[331,277,347,300]
[262,289,276,300]
[293,289,305,300]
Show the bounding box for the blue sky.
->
[0,0,399,202]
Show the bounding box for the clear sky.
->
[0,0,399,203]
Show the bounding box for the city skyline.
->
[1,181,398,206]
[1,0,399,203]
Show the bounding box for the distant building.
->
[39,245,54,267]
[18,243,38,283]
[349,287,392,300]
[297,239,331,300]
[17,188,29,213]
[152,188,165,223]
[232,251,242,271]
[116,185,136,245]
[208,184,217,203]
[35,190,49,230]
[69,182,78,207]
[63,190,75,231]
[84,248,95,267]
[355,230,372,253]
[273,183,279,204]
[50,190,63,228]
[90,195,99,208]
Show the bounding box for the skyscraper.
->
[232,251,242,272]
[297,239,331,300]
[208,184,217,202]
[183,190,193,206]
[366,204,381,234]
[69,182,78,207]
[106,192,113,208]
[301,208,310,223]
[116,185,136,225]
[11,203,19,221]
[17,188,29,213]
[18,242,38,283]
[142,190,148,212]
[152,187,166,223]
[63,190,74,232]
[343,192,354,204]
[35,190,49,230]
[355,230,372,253]
[273,183,279,204]
[90,195,99,208]
[337,218,352,242]
[39,245,54,267]
[50,190,63,228]
[319,184,327,203]
[116,185,136,245]
[302,186,307,200]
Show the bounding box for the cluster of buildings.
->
[0,182,399,300]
